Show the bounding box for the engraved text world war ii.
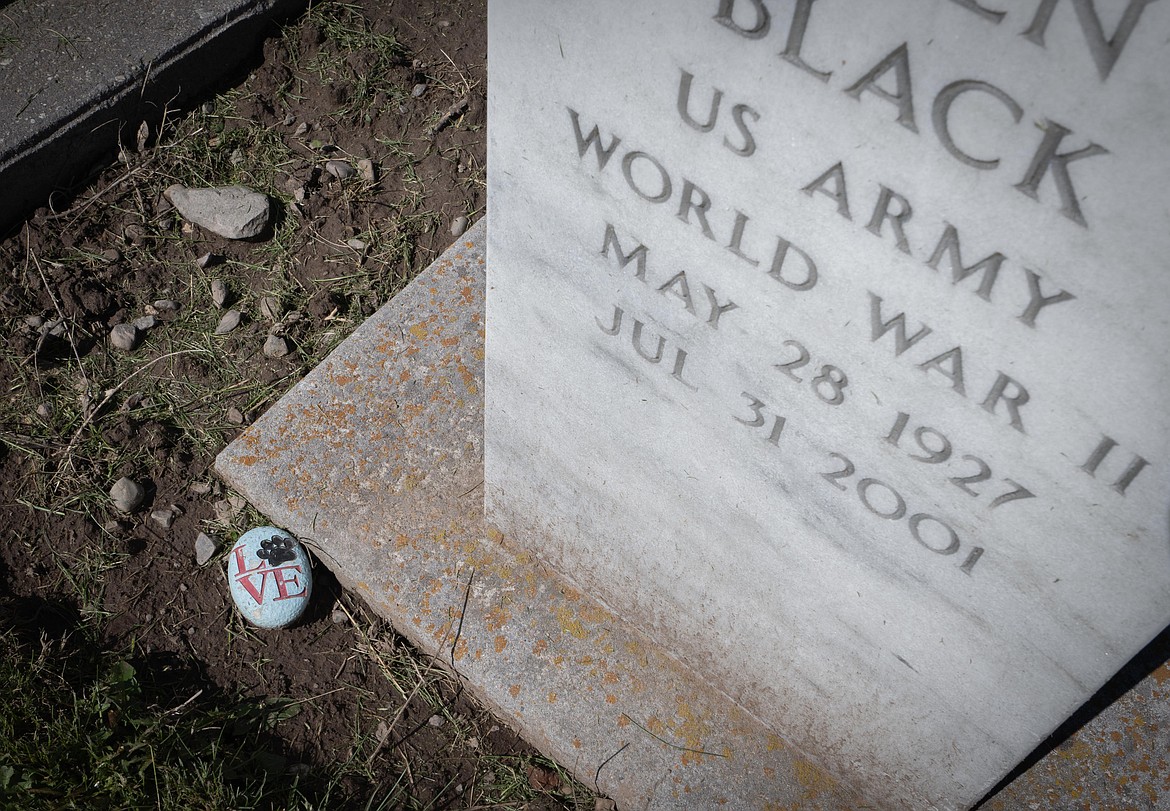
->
[486,1,1170,808]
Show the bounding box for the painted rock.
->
[226,527,312,628]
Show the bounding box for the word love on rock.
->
[227,526,313,629]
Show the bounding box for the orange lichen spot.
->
[509,684,521,698]
[561,586,582,602]
[452,638,469,661]
[647,716,665,736]
[472,347,485,360]
[793,759,838,799]
[1153,663,1170,686]
[237,455,259,467]
[573,737,582,749]
[617,715,631,728]
[547,692,557,703]
[553,655,564,666]
[486,525,505,544]
[603,671,620,685]
[764,767,776,780]
[578,655,594,665]
[554,605,588,639]
[606,694,617,705]
[494,635,508,653]
[533,638,548,655]
[766,734,785,752]
[485,605,511,632]
[409,323,429,339]
[357,581,370,591]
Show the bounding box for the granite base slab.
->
[216,217,1170,809]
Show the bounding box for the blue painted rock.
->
[227,527,312,628]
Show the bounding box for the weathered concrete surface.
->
[0,0,306,230]
[217,218,1170,809]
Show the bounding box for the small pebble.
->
[45,319,66,337]
[294,121,309,137]
[195,532,217,565]
[229,148,245,166]
[153,299,180,312]
[450,215,469,237]
[226,406,245,425]
[150,508,176,529]
[282,113,295,126]
[356,158,376,183]
[35,403,51,419]
[101,248,121,263]
[346,237,367,252]
[263,335,290,358]
[437,19,452,28]
[330,608,347,624]
[24,314,44,330]
[325,160,355,180]
[133,315,158,331]
[215,309,242,335]
[123,223,147,245]
[259,296,283,321]
[201,101,214,115]
[210,278,228,307]
[412,83,428,98]
[110,323,139,351]
[427,714,445,727]
[189,481,213,495]
[110,477,146,513]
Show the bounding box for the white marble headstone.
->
[486,1,1170,808]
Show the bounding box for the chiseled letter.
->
[568,108,622,169]
[1014,119,1108,227]
[844,43,918,132]
[1022,0,1159,80]
[802,162,852,220]
[932,80,1023,170]
[926,223,1005,302]
[782,0,833,82]
[601,223,649,281]
[714,0,770,38]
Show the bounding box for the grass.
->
[0,1,595,809]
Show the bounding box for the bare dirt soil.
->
[0,2,593,808]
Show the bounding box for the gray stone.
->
[210,278,228,308]
[259,296,282,321]
[411,82,428,97]
[197,252,223,269]
[226,406,245,424]
[356,158,376,183]
[346,237,367,252]
[150,507,176,529]
[24,314,44,330]
[194,532,217,566]
[324,160,355,180]
[214,309,242,335]
[449,215,469,237]
[109,323,139,351]
[262,335,290,358]
[100,248,121,263]
[152,299,180,312]
[294,121,309,137]
[132,315,158,331]
[164,184,270,239]
[109,477,145,513]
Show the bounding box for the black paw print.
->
[256,535,296,565]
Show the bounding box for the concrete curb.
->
[0,0,306,231]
